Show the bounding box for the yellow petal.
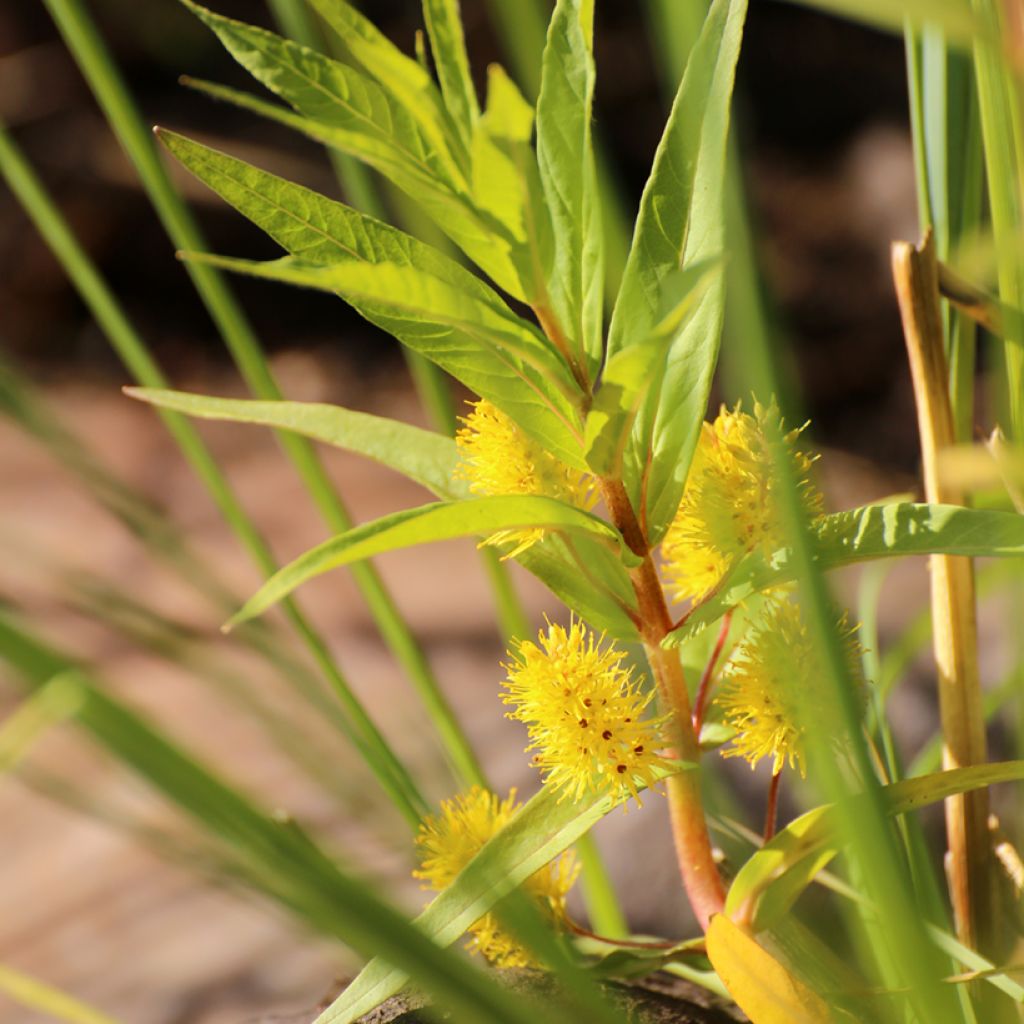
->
[706,914,832,1024]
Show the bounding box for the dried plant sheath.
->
[892,232,993,952]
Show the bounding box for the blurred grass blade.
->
[0,115,426,823]
[322,761,688,1024]
[226,496,639,630]
[0,965,122,1024]
[0,672,86,775]
[21,0,489,799]
[0,612,555,1024]
[781,0,975,44]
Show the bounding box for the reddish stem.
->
[693,610,733,736]
[764,769,782,843]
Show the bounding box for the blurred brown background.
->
[1,2,965,1022]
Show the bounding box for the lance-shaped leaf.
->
[225,496,637,630]
[125,387,466,500]
[181,0,461,189]
[606,0,747,543]
[177,250,586,468]
[726,762,1024,933]
[422,0,480,148]
[318,760,689,1024]
[125,385,639,638]
[536,0,603,375]
[584,258,722,475]
[666,502,1024,645]
[180,8,526,297]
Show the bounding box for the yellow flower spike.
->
[413,786,578,968]
[455,399,595,558]
[661,401,822,605]
[715,600,864,778]
[502,620,668,805]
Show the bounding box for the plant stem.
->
[763,770,781,843]
[892,231,994,954]
[600,478,726,931]
[693,610,732,735]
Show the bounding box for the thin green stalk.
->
[0,118,425,825]
[42,0,485,794]
[972,0,1024,440]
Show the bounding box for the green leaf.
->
[536,0,604,375]
[124,387,466,500]
[607,0,747,543]
[319,760,689,1024]
[584,258,722,475]
[181,0,461,188]
[422,0,480,148]
[303,0,459,159]
[480,64,534,142]
[176,249,587,468]
[727,761,1024,932]
[226,496,637,630]
[666,502,1024,645]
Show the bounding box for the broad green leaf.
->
[0,614,544,1024]
[727,761,1024,932]
[706,916,832,1024]
[177,250,587,468]
[319,760,688,1024]
[422,0,480,147]
[181,1,461,188]
[0,964,121,1024]
[607,0,747,543]
[125,388,465,500]
[666,502,1024,645]
[480,64,534,142]
[536,0,603,375]
[783,0,976,46]
[226,496,637,629]
[584,258,722,475]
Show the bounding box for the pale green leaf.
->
[124,387,465,500]
[536,0,603,374]
[177,250,587,468]
[0,965,121,1024]
[422,0,480,147]
[584,258,722,475]
[480,64,534,142]
[726,762,1024,932]
[665,502,1024,646]
[318,760,689,1024]
[225,496,636,629]
[607,0,747,543]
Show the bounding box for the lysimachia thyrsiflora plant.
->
[127,0,1024,1020]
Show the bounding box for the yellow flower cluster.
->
[455,399,595,557]
[715,599,863,777]
[503,621,667,804]
[661,402,822,605]
[413,786,578,967]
